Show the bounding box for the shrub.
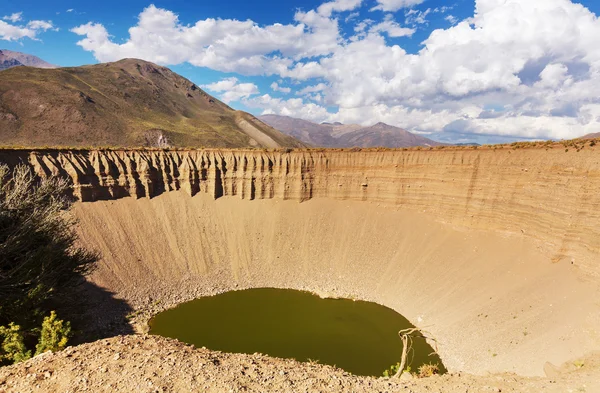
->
[0,323,31,364]
[0,164,97,365]
[35,311,71,355]
[382,363,410,377]
[418,363,440,378]
[0,164,97,328]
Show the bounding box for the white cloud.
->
[71,4,339,75]
[71,0,600,141]
[0,17,55,41]
[345,12,360,22]
[444,15,458,25]
[244,94,332,122]
[66,9,74,13]
[297,83,328,95]
[270,82,292,94]
[317,0,362,17]
[3,12,22,23]
[371,0,425,12]
[535,63,570,89]
[27,20,55,31]
[404,8,431,25]
[0,21,35,40]
[370,14,415,37]
[201,77,259,103]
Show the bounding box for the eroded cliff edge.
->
[1,147,599,377]
[1,147,598,276]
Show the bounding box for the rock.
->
[400,372,414,381]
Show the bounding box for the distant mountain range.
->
[0,58,303,148]
[258,114,444,148]
[0,49,56,71]
[581,132,600,139]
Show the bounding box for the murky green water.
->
[149,288,445,376]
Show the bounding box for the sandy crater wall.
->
[1,147,599,376]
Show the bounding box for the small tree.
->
[0,164,97,365]
[0,323,31,364]
[0,164,97,328]
[35,311,71,355]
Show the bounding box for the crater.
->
[2,147,597,378]
[149,288,446,376]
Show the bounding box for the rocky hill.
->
[259,114,444,148]
[0,59,303,148]
[0,49,56,71]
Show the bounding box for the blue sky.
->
[2,0,600,143]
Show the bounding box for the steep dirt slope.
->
[1,145,599,379]
[0,59,303,148]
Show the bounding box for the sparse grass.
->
[125,309,144,321]
[1,137,599,153]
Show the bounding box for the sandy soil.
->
[69,193,600,377]
[1,335,599,393]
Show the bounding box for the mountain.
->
[258,114,444,148]
[0,49,56,71]
[0,59,303,148]
[580,132,600,139]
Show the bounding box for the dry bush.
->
[418,363,440,378]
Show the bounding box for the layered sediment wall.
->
[2,147,598,273]
[1,147,599,376]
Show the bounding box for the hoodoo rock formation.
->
[0,145,599,380]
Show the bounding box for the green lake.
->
[149,288,445,376]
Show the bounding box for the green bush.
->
[0,164,97,365]
[0,323,31,364]
[382,363,410,377]
[35,311,71,355]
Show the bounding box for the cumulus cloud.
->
[270,82,292,94]
[0,16,55,41]
[27,20,56,31]
[3,12,22,23]
[201,77,259,103]
[370,14,415,37]
[71,4,339,75]
[297,83,328,95]
[244,94,332,122]
[317,0,362,17]
[71,0,600,141]
[371,0,425,12]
